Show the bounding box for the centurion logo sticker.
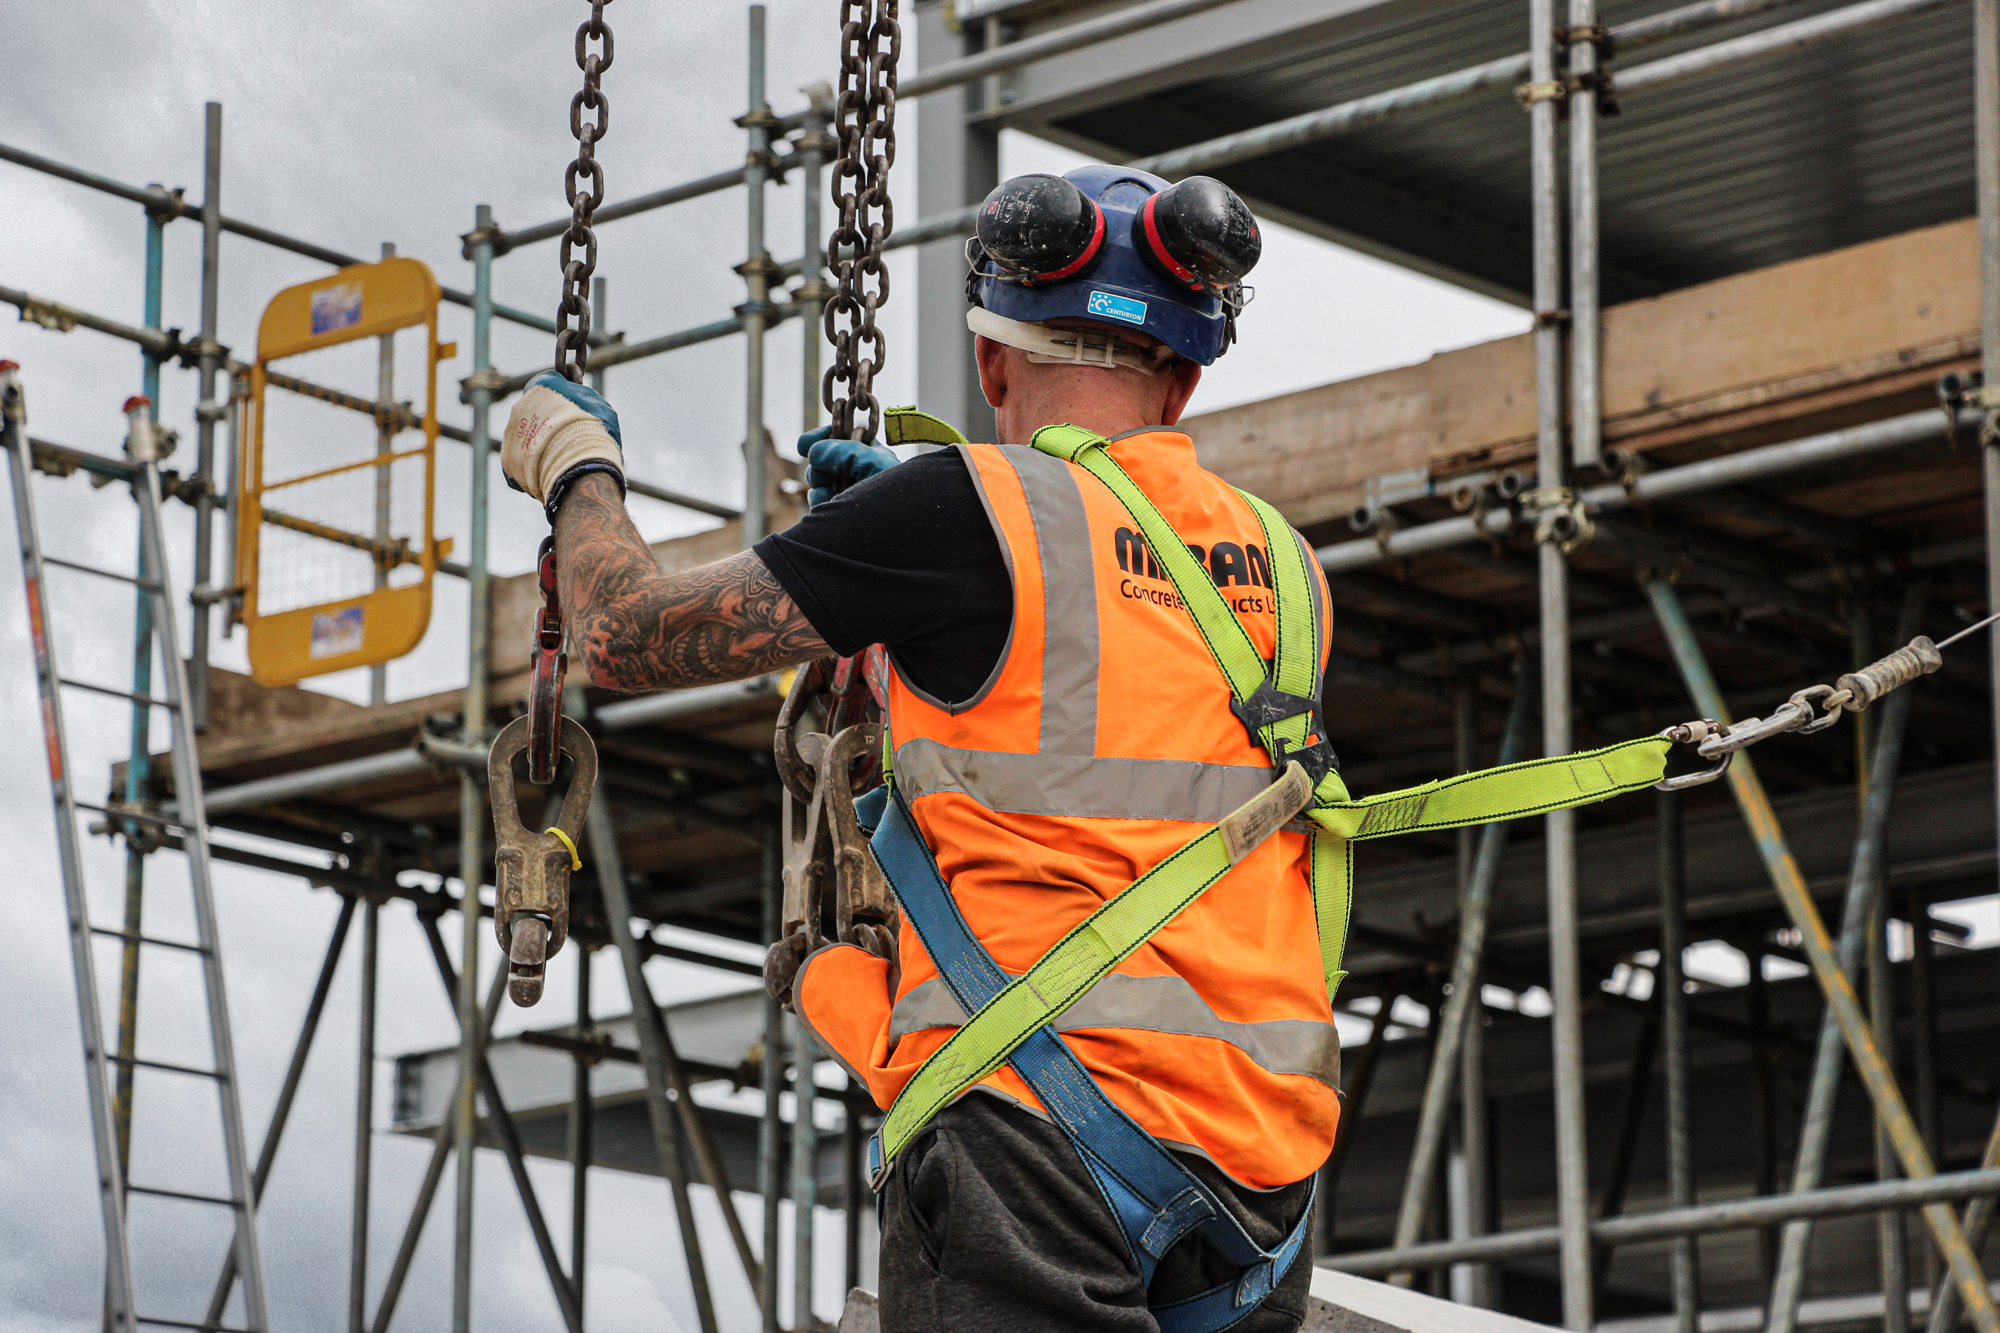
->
[1086,291,1147,325]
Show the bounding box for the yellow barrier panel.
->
[239,257,448,686]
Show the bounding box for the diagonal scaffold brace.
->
[1647,578,2000,1333]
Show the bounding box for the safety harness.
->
[863,423,1671,1330]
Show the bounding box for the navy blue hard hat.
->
[965,165,1260,365]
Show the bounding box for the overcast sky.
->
[0,3,1531,1330]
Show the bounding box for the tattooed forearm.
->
[555,472,831,692]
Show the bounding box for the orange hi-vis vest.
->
[796,427,1341,1191]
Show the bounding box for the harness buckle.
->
[1230,678,1339,789]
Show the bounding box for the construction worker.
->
[503,166,1339,1333]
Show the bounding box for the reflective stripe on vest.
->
[875,433,1344,1191]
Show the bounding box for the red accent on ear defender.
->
[1027,199,1107,284]
[1140,193,1202,291]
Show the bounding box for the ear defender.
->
[1135,176,1262,294]
[974,173,1107,286]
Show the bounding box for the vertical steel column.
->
[569,943,592,1314]
[843,1097,864,1294]
[190,103,222,729]
[1646,579,1999,1333]
[1658,790,1700,1333]
[792,1041,819,1328]
[1452,686,1488,1307]
[1767,588,1926,1333]
[112,198,167,1180]
[574,296,606,1318]
[583,787,721,1333]
[793,85,829,1333]
[1568,12,1602,471]
[1391,674,1534,1276]
[760,823,785,1333]
[741,5,772,548]
[801,86,829,436]
[350,898,379,1333]
[1459,973,1493,1307]
[370,242,396,707]
[590,278,608,396]
[1529,0,1589,1307]
[1978,0,2000,918]
[453,203,498,1333]
[1909,888,1940,1297]
[1870,893,1910,1333]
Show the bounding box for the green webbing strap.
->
[1031,425,1270,705]
[1032,423,1366,1001]
[883,405,970,446]
[1303,735,1671,840]
[878,763,1314,1165]
[877,736,1673,1162]
[870,424,1676,1161]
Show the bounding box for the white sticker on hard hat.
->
[1086,291,1147,325]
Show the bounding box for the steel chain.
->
[822,0,899,443]
[556,0,613,383]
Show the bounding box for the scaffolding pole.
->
[1646,580,2000,1333]
[742,5,772,551]
[585,785,722,1333]
[1658,790,1700,1333]
[1765,587,1928,1333]
[1390,670,1534,1278]
[349,897,379,1333]
[1527,0,1593,1316]
[1326,1169,2000,1276]
[452,202,497,1333]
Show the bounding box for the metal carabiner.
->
[1656,719,1733,791]
[489,712,598,1006]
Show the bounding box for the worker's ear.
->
[974,333,1010,410]
[1157,357,1203,427]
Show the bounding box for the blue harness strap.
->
[869,786,1313,1332]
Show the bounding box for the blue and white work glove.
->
[502,370,626,521]
[798,424,897,509]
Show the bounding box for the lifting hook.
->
[489,712,597,1006]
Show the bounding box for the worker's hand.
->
[797,425,897,509]
[502,370,625,519]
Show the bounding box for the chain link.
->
[555,0,614,384]
[822,0,898,443]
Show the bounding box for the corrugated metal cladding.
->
[1044,0,1976,301]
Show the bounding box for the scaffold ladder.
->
[0,366,269,1333]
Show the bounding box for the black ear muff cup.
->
[975,173,1107,285]
[1135,176,1262,293]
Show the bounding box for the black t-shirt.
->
[755,449,1011,706]
[754,446,1332,708]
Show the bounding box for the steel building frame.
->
[5,0,2000,1329]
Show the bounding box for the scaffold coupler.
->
[764,647,900,1010]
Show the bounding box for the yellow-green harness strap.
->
[872,423,1673,1168]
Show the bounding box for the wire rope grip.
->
[489,711,597,1007]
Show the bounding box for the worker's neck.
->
[995,379,1169,444]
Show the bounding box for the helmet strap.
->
[966,307,1176,376]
